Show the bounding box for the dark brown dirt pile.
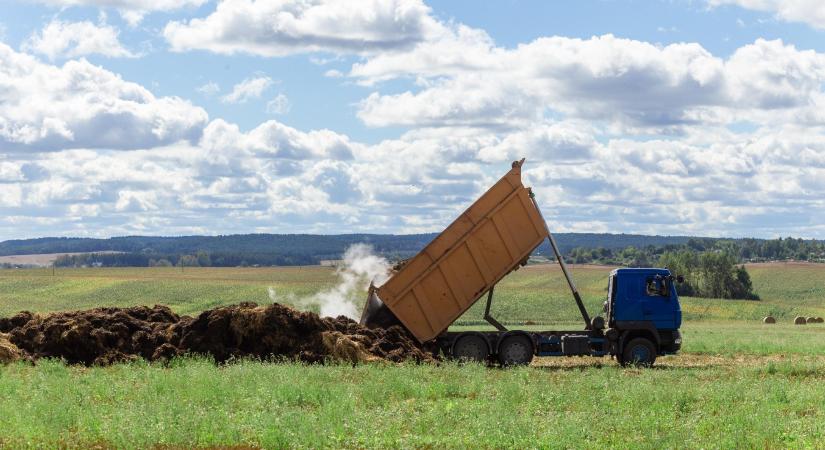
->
[1,302,435,366]
[4,305,183,365]
[0,332,22,363]
[177,302,434,364]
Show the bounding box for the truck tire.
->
[620,337,656,367]
[497,335,534,366]
[452,334,488,362]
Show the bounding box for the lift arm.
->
[483,286,507,332]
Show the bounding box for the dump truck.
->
[361,159,682,366]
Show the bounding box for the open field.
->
[1,263,824,448]
[2,262,823,323]
[2,356,824,448]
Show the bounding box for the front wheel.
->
[620,338,656,367]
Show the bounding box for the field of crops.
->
[1,262,824,448]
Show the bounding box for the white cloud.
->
[201,118,357,160]
[221,76,272,104]
[196,81,220,96]
[477,122,598,163]
[32,0,208,26]
[163,0,443,56]
[266,93,291,115]
[708,0,825,29]
[23,20,135,60]
[0,43,207,151]
[354,35,825,132]
[3,115,825,238]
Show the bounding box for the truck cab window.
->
[645,277,669,297]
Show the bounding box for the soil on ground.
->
[0,303,435,366]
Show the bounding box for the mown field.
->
[1,262,824,448]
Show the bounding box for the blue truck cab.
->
[603,268,683,365]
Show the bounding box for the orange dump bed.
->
[371,160,549,343]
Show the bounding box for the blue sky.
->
[1,0,825,240]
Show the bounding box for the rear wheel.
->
[620,337,656,367]
[452,334,488,362]
[497,335,534,366]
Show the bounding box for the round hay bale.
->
[817,317,824,323]
[0,332,21,364]
[762,316,776,324]
[794,316,807,325]
[524,320,537,326]
[807,317,817,324]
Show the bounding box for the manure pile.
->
[0,303,435,366]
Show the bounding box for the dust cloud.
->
[269,244,391,319]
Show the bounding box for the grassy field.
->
[1,262,824,448]
[1,357,824,448]
[2,262,824,323]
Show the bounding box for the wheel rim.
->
[630,344,650,363]
[500,337,532,365]
[454,336,487,362]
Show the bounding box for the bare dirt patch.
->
[0,303,434,366]
[744,261,824,269]
[0,251,122,267]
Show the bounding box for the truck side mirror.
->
[676,275,685,284]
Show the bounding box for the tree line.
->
[564,237,825,266]
[560,237,825,300]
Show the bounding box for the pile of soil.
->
[0,332,22,364]
[0,303,435,366]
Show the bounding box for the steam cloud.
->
[268,243,391,319]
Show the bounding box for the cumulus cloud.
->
[221,76,273,104]
[477,122,598,163]
[708,0,825,30]
[163,0,443,56]
[0,43,207,151]
[200,119,357,160]
[32,0,208,26]
[354,35,825,132]
[3,115,825,239]
[266,94,291,115]
[23,20,135,60]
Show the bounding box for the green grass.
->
[2,263,825,448]
[0,266,336,316]
[1,357,824,449]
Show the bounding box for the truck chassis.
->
[434,284,681,367]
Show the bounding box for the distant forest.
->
[565,237,825,266]
[0,233,822,269]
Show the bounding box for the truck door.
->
[642,275,677,329]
